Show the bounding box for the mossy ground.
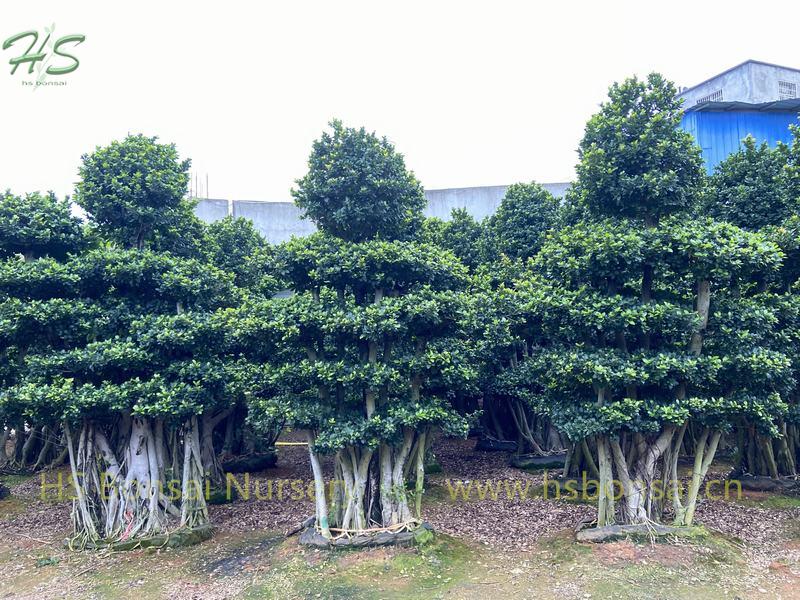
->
[0,473,35,487]
[0,528,479,599]
[0,521,790,599]
[735,490,800,509]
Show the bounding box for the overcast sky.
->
[2,1,799,202]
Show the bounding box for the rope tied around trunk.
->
[321,518,421,540]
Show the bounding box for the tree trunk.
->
[307,431,331,539]
[607,427,675,525]
[596,436,615,526]
[64,417,175,545]
[0,426,10,464]
[180,416,209,529]
[32,425,54,471]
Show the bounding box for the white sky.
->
[2,1,799,202]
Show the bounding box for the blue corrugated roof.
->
[686,99,800,113]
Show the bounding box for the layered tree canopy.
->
[0,190,86,261]
[264,121,475,538]
[3,75,800,551]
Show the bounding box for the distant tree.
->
[487,182,561,261]
[705,127,800,481]
[292,120,426,242]
[205,216,278,292]
[419,209,487,271]
[706,136,793,230]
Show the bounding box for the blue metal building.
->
[676,60,800,173]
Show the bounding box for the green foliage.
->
[420,209,487,270]
[205,216,278,292]
[0,134,266,439]
[706,136,794,230]
[75,134,193,250]
[1,84,798,537]
[292,120,426,242]
[74,249,239,309]
[0,190,86,260]
[0,251,244,425]
[786,124,800,205]
[249,188,473,453]
[487,182,561,260]
[266,237,472,449]
[525,217,787,438]
[574,73,704,222]
[488,73,792,446]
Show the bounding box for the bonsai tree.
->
[0,190,86,470]
[704,128,800,480]
[5,248,240,545]
[524,74,787,529]
[263,121,471,541]
[0,136,253,547]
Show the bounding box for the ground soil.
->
[1,434,800,599]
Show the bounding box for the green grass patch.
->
[242,534,476,600]
[734,493,800,509]
[538,529,594,563]
[0,473,34,487]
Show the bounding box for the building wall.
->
[193,198,229,222]
[423,182,570,221]
[195,183,570,244]
[749,63,800,102]
[677,61,800,106]
[680,110,799,173]
[232,200,315,244]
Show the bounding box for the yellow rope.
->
[322,519,421,539]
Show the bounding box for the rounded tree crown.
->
[575,73,704,222]
[75,134,191,250]
[292,120,426,242]
[489,182,561,260]
[708,136,793,230]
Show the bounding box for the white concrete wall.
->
[749,63,800,103]
[424,183,570,221]
[678,61,800,106]
[194,183,571,244]
[194,198,229,222]
[232,200,315,244]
